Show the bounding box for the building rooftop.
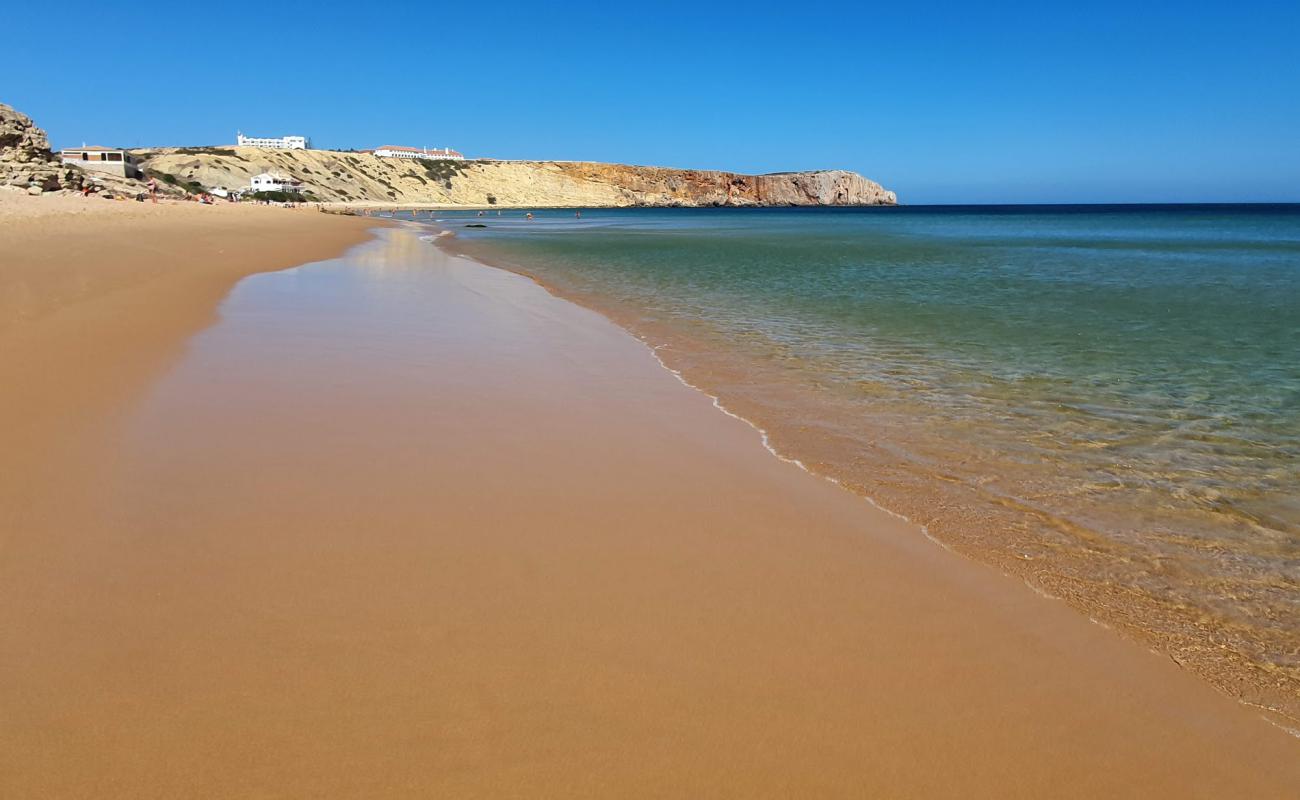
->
[375,145,465,158]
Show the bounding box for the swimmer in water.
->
[525,212,534,220]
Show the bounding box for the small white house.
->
[60,146,142,178]
[249,172,302,193]
[237,132,310,150]
[374,145,464,160]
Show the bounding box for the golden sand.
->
[0,203,1296,797]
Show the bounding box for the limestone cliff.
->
[134,147,897,207]
[0,102,85,194]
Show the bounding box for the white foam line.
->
[411,233,1300,732]
[1239,702,1300,739]
[641,333,1300,737]
[410,231,1111,602]
[411,226,1007,566]
[638,340,957,554]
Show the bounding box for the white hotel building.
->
[249,172,303,193]
[374,145,465,160]
[236,132,311,150]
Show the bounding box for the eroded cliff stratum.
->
[136,147,897,207]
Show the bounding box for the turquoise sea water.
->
[429,205,1300,708]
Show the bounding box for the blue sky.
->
[6,1,1298,203]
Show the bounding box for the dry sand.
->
[0,204,1297,797]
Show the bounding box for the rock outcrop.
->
[0,103,85,195]
[135,147,897,207]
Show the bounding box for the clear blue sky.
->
[7,1,1298,203]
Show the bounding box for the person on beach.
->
[575,209,582,219]
[147,176,158,204]
[526,212,534,221]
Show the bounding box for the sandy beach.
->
[1,203,1297,797]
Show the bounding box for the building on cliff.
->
[249,171,303,193]
[374,145,464,160]
[236,132,310,150]
[60,146,142,179]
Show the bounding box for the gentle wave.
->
[422,204,1300,722]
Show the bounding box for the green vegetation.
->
[417,158,467,183]
[245,190,304,203]
[172,147,240,158]
[144,168,207,195]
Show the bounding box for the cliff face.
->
[544,162,896,207]
[134,147,897,207]
[0,103,85,194]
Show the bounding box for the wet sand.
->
[0,194,378,562]
[1,218,1297,797]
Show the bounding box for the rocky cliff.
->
[135,147,897,207]
[0,103,85,195]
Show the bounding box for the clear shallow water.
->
[428,205,1300,713]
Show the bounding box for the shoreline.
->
[2,214,1297,794]
[0,193,382,553]
[433,219,1300,726]
[322,201,902,212]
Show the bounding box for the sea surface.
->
[422,204,1300,716]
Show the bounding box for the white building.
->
[249,172,302,193]
[374,145,464,160]
[236,132,310,150]
[60,146,142,178]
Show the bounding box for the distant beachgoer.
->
[525,212,534,221]
[147,177,158,204]
[477,210,485,217]
[575,210,582,219]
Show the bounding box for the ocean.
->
[424,204,1300,714]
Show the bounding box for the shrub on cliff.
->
[245,190,303,203]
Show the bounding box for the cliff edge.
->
[135,147,897,207]
[0,103,86,195]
